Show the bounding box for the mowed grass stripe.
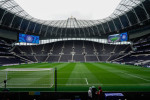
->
[92,63,147,84]
[30,71,53,88]
[103,63,150,79]
[97,63,150,83]
[56,63,71,70]
[79,63,101,85]
[57,63,76,86]
[62,63,97,91]
[22,63,63,68]
[1,62,150,92]
[85,63,130,85]
[66,63,90,85]
[86,63,150,91]
[6,71,52,88]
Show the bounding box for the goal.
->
[0,68,54,88]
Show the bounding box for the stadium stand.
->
[12,40,131,63]
[1,0,150,99]
[0,37,25,65]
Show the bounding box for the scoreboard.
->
[108,32,128,43]
[18,33,39,44]
[120,32,128,42]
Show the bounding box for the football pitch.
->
[0,62,150,92]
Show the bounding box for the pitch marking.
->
[85,78,89,85]
[121,72,150,82]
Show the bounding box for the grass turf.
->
[0,62,150,92]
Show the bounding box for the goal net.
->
[0,68,54,88]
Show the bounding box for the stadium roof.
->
[0,0,142,28]
[0,0,150,40]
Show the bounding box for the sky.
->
[14,0,121,20]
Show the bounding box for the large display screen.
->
[108,32,128,43]
[120,32,128,42]
[108,34,120,43]
[19,33,39,44]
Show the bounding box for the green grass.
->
[1,62,150,92]
[111,37,119,41]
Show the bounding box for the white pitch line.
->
[85,78,89,85]
[121,72,150,82]
[61,83,150,86]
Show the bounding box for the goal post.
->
[0,68,54,88]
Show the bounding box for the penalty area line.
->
[85,78,88,85]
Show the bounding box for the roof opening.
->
[14,0,121,20]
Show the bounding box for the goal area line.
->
[58,78,89,85]
[2,68,54,71]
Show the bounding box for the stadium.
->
[0,0,150,99]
